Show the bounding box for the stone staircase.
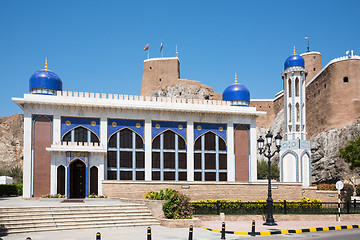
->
[0,203,159,234]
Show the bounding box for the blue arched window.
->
[152,130,187,181]
[62,126,99,144]
[107,128,144,180]
[194,132,227,181]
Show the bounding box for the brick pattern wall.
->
[102,181,335,201]
[33,116,51,197]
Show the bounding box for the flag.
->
[144,44,149,51]
[305,37,309,40]
[160,41,163,52]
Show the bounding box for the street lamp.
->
[257,131,282,226]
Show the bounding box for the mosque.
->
[13,51,312,199]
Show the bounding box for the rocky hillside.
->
[0,113,23,169]
[151,84,219,100]
[310,120,360,183]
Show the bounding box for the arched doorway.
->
[57,165,65,195]
[69,159,86,198]
[90,166,98,195]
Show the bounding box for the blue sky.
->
[1,0,359,116]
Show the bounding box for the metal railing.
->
[192,199,360,215]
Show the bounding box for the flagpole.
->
[148,48,149,59]
[307,38,310,52]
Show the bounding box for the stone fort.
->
[140,51,360,138]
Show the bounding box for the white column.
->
[100,117,107,187]
[226,121,235,181]
[249,119,258,182]
[53,112,61,143]
[144,117,152,180]
[50,153,56,195]
[23,109,32,198]
[187,120,194,181]
[98,154,104,195]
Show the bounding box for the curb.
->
[201,224,360,236]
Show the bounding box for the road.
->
[1,226,360,240]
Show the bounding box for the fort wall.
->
[306,57,360,137]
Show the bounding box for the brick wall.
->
[102,181,337,202]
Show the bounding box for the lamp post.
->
[257,131,282,226]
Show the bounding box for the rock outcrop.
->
[310,120,360,183]
[0,113,23,169]
[151,84,220,100]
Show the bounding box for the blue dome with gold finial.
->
[29,59,62,95]
[284,47,305,70]
[222,74,250,107]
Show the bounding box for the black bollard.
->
[147,226,152,240]
[96,232,101,240]
[251,220,256,237]
[188,225,193,240]
[221,222,226,239]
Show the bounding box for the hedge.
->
[0,184,23,196]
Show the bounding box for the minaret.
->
[281,47,308,141]
[280,47,311,187]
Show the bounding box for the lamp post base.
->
[263,220,277,226]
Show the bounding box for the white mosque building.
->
[13,52,311,199]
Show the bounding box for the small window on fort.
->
[159,78,161,82]
[268,106,271,108]
[313,68,316,71]
[149,66,152,69]
[324,84,327,89]
[343,77,349,83]
[259,105,261,108]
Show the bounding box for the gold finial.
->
[44,58,48,70]
[235,73,238,84]
[293,46,296,55]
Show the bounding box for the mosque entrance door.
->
[69,159,86,198]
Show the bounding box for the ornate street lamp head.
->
[265,131,273,146]
[257,136,264,151]
[275,133,282,149]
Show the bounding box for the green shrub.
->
[341,184,354,202]
[257,159,280,181]
[144,188,194,219]
[356,185,360,196]
[191,196,322,211]
[0,184,22,196]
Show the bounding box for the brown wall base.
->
[102,181,338,202]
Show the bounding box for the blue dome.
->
[222,83,250,106]
[284,54,304,70]
[29,69,62,95]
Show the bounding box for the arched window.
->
[288,79,292,98]
[296,102,300,122]
[194,132,227,181]
[90,166,98,195]
[107,128,144,180]
[295,78,299,97]
[288,104,292,123]
[62,126,99,144]
[152,130,187,181]
[57,165,65,195]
